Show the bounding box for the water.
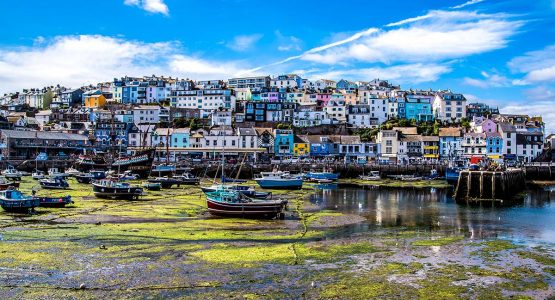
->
[309,186,555,245]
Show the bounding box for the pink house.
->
[481,119,497,133]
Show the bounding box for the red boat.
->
[205,192,287,219]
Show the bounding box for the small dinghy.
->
[39,177,70,189]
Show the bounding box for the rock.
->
[99,244,107,250]
[95,222,101,225]
[79,283,86,289]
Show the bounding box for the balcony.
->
[423,146,438,150]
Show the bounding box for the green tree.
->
[42,89,53,109]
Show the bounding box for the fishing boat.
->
[2,168,22,180]
[151,164,176,176]
[359,171,381,181]
[201,185,272,199]
[111,148,156,179]
[221,177,248,183]
[35,195,73,207]
[143,182,162,191]
[205,190,287,219]
[32,170,46,180]
[118,170,140,181]
[39,177,70,189]
[75,154,108,172]
[445,167,461,183]
[92,179,143,200]
[147,176,183,189]
[254,171,303,190]
[75,170,106,184]
[48,168,69,178]
[0,189,40,213]
[304,170,339,182]
[173,173,200,185]
[0,178,20,190]
[65,167,81,176]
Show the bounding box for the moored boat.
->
[66,167,81,177]
[35,195,73,207]
[32,170,46,180]
[147,176,183,189]
[173,173,200,185]
[201,185,272,199]
[75,173,95,184]
[221,177,248,184]
[445,167,461,183]
[48,168,69,178]
[0,189,40,213]
[304,170,339,181]
[143,182,162,191]
[2,168,22,180]
[39,177,70,189]
[0,178,20,190]
[92,179,143,200]
[359,171,381,181]
[111,148,155,178]
[254,171,303,190]
[205,190,287,219]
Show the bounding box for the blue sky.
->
[1,0,555,131]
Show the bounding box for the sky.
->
[0,0,555,132]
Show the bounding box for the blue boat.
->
[445,168,461,183]
[0,189,40,213]
[304,171,339,181]
[254,171,303,190]
[35,195,73,207]
[39,177,69,189]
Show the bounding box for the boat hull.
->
[255,179,303,190]
[0,182,20,191]
[445,168,460,183]
[92,183,143,200]
[36,196,73,207]
[75,175,94,184]
[1,198,40,213]
[305,172,339,181]
[206,197,287,218]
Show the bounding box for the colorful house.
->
[84,94,106,108]
[486,132,503,161]
[293,136,309,157]
[273,129,294,156]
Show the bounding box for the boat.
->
[143,182,162,191]
[75,170,106,184]
[39,177,70,189]
[48,168,69,178]
[201,185,272,199]
[111,148,156,179]
[0,189,40,213]
[0,178,20,190]
[2,168,22,180]
[221,177,248,183]
[32,170,46,180]
[147,176,183,189]
[117,170,140,181]
[304,170,339,181]
[92,179,143,200]
[66,167,81,176]
[173,173,200,185]
[359,171,381,181]
[400,175,423,181]
[254,171,303,190]
[151,164,176,175]
[445,167,461,183]
[205,190,287,218]
[75,154,108,172]
[35,195,73,207]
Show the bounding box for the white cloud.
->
[275,31,302,52]
[124,0,169,15]
[0,35,249,93]
[463,71,512,88]
[226,34,263,52]
[450,0,485,10]
[502,101,555,135]
[301,11,522,65]
[509,44,555,84]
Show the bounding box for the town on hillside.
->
[0,74,552,166]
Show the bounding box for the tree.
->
[42,89,54,109]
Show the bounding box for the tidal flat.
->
[0,178,554,299]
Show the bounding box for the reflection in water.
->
[309,187,555,244]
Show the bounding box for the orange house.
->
[84,94,106,108]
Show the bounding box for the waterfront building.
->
[376,130,400,163]
[433,91,467,122]
[274,129,294,157]
[336,135,378,163]
[461,132,486,159]
[293,136,310,157]
[439,127,464,160]
[486,132,503,162]
[0,129,90,159]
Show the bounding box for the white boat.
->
[32,170,46,180]
[48,168,69,178]
[65,167,81,176]
[2,168,22,180]
[400,175,423,181]
[359,171,381,181]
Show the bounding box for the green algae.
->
[411,236,464,246]
[516,250,555,266]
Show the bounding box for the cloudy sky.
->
[0,0,554,132]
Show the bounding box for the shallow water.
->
[310,186,555,245]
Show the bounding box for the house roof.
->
[0,129,88,141]
[486,132,502,138]
[173,128,190,134]
[497,122,516,133]
[35,110,52,116]
[393,127,418,135]
[254,127,273,136]
[238,128,256,136]
[439,127,462,137]
[329,135,361,144]
[154,128,173,136]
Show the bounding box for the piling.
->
[454,169,526,204]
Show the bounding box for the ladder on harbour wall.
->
[453,169,526,204]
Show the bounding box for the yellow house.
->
[84,94,106,108]
[293,142,309,157]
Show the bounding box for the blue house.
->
[405,96,434,121]
[302,135,338,157]
[336,79,358,91]
[486,132,503,160]
[94,121,133,149]
[439,127,463,160]
[273,129,294,156]
[171,128,190,148]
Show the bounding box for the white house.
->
[433,91,467,122]
[133,105,161,125]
